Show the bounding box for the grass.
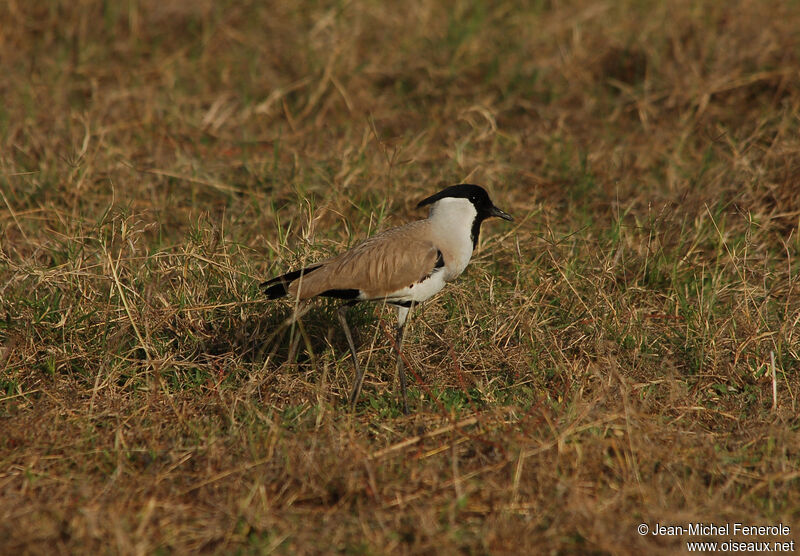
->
[1,0,799,553]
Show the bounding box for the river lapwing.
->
[262,184,513,414]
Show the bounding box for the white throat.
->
[427,197,477,278]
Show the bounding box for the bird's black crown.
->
[417,184,493,210]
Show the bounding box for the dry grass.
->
[2,0,799,553]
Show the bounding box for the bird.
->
[262,184,513,414]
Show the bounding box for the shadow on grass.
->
[199,302,382,369]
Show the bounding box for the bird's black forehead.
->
[416,184,490,208]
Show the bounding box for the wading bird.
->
[262,184,513,414]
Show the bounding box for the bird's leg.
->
[264,300,312,362]
[285,301,311,365]
[287,332,302,365]
[337,303,365,410]
[395,302,414,415]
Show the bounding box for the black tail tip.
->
[261,265,321,300]
[261,281,288,299]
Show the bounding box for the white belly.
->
[385,269,448,304]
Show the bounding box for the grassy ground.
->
[2,0,799,553]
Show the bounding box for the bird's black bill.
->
[490,206,514,221]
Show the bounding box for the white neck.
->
[426,197,477,278]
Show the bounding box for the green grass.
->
[1,0,800,553]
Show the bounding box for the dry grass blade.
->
[369,416,479,460]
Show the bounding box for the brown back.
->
[289,221,439,300]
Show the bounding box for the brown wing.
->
[289,221,440,300]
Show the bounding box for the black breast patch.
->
[434,250,445,269]
[420,249,445,282]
